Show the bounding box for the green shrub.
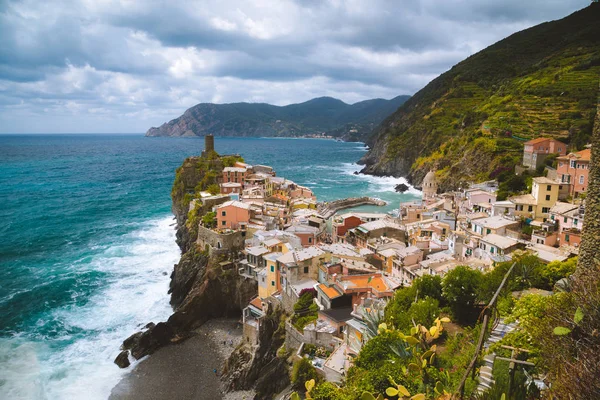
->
[291,358,319,390]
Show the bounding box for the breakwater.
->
[317,197,387,219]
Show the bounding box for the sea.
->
[0,134,420,400]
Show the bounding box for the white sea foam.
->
[0,216,178,400]
[340,163,422,195]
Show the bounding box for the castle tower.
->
[204,134,214,153]
[422,170,438,201]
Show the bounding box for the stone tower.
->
[204,134,214,153]
[422,170,438,201]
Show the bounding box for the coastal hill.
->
[145,95,410,141]
[359,3,600,190]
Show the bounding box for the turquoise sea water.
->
[0,134,419,399]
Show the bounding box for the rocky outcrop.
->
[116,154,257,367]
[223,304,290,400]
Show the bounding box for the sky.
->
[0,0,591,133]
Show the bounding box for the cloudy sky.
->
[0,0,590,133]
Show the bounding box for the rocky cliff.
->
[360,4,600,191]
[145,95,410,142]
[115,153,257,367]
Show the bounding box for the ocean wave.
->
[340,163,422,195]
[0,216,177,400]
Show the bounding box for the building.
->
[522,137,567,170]
[556,148,591,197]
[510,177,561,220]
[222,166,247,184]
[216,200,252,230]
[422,170,438,201]
[220,182,242,195]
[476,234,523,263]
[470,215,519,237]
[285,224,320,247]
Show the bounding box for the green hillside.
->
[146,95,410,141]
[360,3,600,190]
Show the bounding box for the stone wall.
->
[196,225,245,256]
[285,321,337,352]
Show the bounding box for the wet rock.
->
[114,350,130,368]
[395,183,409,193]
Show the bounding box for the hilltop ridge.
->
[145,95,410,141]
[360,3,600,190]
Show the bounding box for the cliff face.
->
[145,95,410,142]
[223,305,290,400]
[360,4,600,191]
[116,154,257,366]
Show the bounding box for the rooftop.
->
[472,215,518,230]
[533,176,560,185]
[245,245,270,256]
[557,148,591,161]
[320,307,354,323]
[318,283,343,300]
[480,233,519,249]
[550,202,579,215]
[218,200,251,210]
[509,194,537,205]
[277,246,326,264]
[223,167,247,173]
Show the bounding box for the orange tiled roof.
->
[250,297,263,310]
[341,275,390,293]
[558,148,591,161]
[318,284,342,300]
[524,137,552,145]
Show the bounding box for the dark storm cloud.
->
[0,0,590,133]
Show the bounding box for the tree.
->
[291,358,319,390]
[442,266,483,321]
[201,211,216,228]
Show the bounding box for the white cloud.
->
[0,0,590,133]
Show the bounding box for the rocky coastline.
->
[112,153,289,400]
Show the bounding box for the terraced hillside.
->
[360,3,600,190]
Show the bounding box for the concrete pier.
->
[317,197,386,219]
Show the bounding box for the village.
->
[189,135,589,386]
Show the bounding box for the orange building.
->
[556,148,591,197]
[222,167,247,184]
[216,200,250,230]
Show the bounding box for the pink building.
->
[556,149,591,197]
[216,201,250,230]
[523,138,567,170]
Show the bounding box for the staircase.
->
[476,319,518,394]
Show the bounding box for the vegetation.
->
[291,358,320,391]
[148,95,410,141]
[366,4,599,190]
[291,291,319,331]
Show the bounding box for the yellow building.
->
[510,177,560,221]
[259,252,283,298]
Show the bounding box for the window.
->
[270,265,274,272]
[574,219,578,226]
[308,237,312,244]
[542,207,550,214]
[486,228,491,234]
[570,160,576,168]
[564,217,568,223]
[221,211,226,216]
[221,221,226,226]
[304,266,309,274]
[565,234,570,242]
[490,247,494,254]
[579,175,585,184]
[528,206,533,212]
[545,195,551,201]
[547,185,551,191]
[271,281,275,286]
